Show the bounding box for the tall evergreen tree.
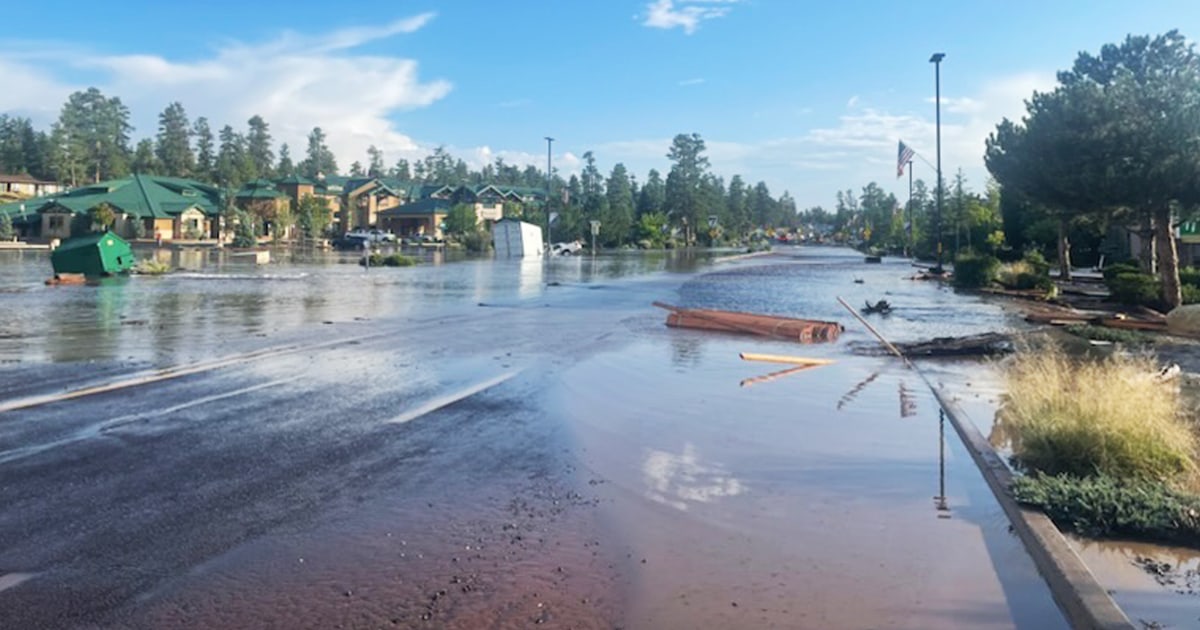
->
[392,158,412,180]
[246,115,274,179]
[664,133,710,241]
[367,145,385,178]
[49,87,133,185]
[192,117,215,181]
[638,169,665,217]
[155,101,194,177]
[277,143,294,176]
[580,151,607,226]
[215,125,251,189]
[603,163,635,247]
[726,175,749,235]
[132,138,160,174]
[349,161,365,177]
[301,127,338,178]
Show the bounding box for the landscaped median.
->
[994,346,1200,549]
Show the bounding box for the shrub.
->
[1180,266,1200,289]
[1107,271,1160,306]
[999,256,1054,292]
[1102,260,1142,283]
[952,252,1000,288]
[1183,284,1200,305]
[360,253,416,267]
[0,213,12,241]
[460,230,492,253]
[1012,473,1200,546]
[1062,324,1155,345]
[133,259,171,275]
[997,347,1196,482]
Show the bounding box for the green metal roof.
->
[0,173,220,222]
[377,198,453,217]
[276,174,318,186]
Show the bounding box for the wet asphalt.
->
[0,249,1071,629]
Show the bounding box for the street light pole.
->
[544,136,554,254]
[930,52,946,274]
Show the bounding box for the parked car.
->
[551,240,583,256]
[346,228,397,243]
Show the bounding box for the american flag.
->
[897,141,915,178]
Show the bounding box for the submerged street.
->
[0,247,1069,628]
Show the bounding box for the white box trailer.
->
[492,219,543,258]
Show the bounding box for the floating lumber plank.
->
[739,352,835,366]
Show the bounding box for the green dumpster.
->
[50,230,135,276]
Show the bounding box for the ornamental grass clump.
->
[998,347,1197,483]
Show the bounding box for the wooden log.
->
[653,302,842,342]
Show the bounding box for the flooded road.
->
[0,247,1072,628]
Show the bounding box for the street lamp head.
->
[545,136,554,143]
[929,52,945,64]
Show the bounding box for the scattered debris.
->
[861,299,892,315]
[850,332,1014,357]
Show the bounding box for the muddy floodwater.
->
[0,245,1140,628]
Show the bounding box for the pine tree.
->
[155,102,194,177]
[193,117,215,181]
[277,143,294,176]
[246,115,273,179]
[367,145,385,178]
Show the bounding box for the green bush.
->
[1022,249,1051,276]
[460,230,492,253]
[1102,260,1142,283]
[1108,271,1160,306]
[360,253,416,267]
[1012,474,1200,547]
[1183,284,1200,305]
[1180,266,1200,289]
[952,252,1001,288]
[1062,324,1154,345]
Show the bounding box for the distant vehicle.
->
[346,228,397,243]
[551,240,583,256]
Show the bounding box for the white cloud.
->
[0,14,449,168]
[846,95,860,108]
[642,0,743,35]
[678,77,706,86]
[585,71,1057,209]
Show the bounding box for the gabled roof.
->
[0,173,58,185]
[276,174,318,186]
[377,198,453,217]
[0,173,221,221]
[236,179,286,200]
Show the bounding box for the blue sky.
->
[3,1,1199,208]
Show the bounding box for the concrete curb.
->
[928,387,1134,630]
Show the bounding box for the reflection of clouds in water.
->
[643,443,744,511]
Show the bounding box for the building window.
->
[48,216,65,229]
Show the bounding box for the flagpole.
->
[907,160,914,258]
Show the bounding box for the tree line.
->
[986,30,1200,309]
[0,92,806,247]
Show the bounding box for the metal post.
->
[544,136,554,254]
[930,53,945,273]
[907,160,914,258]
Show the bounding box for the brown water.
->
[2,247,1084,628]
